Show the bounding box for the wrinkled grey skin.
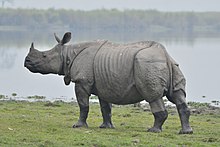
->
[24,32,193,134]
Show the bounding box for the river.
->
[0,31,219,104]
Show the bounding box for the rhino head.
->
[24,32,71,75]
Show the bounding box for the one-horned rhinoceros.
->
[24,32,193,134]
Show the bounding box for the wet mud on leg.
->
[72,83,90,128]
[172,90,193,134]
[148,98,168,133]
[99,98,114,128]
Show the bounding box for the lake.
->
[0,31,220,104]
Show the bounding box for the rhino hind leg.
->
[171,90,193,134]
[99,98,115,129]
[148,98,168,133]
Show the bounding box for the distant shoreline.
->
[1,8,220,36]
[0,94,219,109]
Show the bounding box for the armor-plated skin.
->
[24,32,193,134]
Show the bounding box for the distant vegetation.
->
[0,8,220,46]
[1,8,220,37]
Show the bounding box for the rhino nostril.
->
[25,57,31,62]
[24,57,31,67]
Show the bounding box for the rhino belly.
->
[94,46,143,105]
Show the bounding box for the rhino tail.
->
[162,48,174,102]
[169,62,187,99]
[164,50,186,103]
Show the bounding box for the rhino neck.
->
[60,41,98,85]
[57,46,67,76]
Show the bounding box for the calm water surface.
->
[0,35,220,103]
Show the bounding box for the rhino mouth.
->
[24,57,38,73]
[24,57,32,67]
[24,57,50,74]
[25,63,46,74]
[24,63,37,73]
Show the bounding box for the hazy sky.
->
[6,0,220,11]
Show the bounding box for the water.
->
[163,37,220,103]
[0,32,220,104]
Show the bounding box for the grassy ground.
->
[0,101,219,147]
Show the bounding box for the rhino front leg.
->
[148,98,168,133]
[99,98,115,128]
[73,83,90,128]
[172,90,193,134]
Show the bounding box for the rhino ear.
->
[61,32,71,45]
[54,33,61,43]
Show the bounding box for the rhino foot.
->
[72,121,88,128]
[99,122,115,129]
[179,127,193,134]
[147,127,162,133]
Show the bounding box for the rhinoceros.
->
[24,32,193,134]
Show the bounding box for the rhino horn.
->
[30,42,34,52]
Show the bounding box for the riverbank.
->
[0,100,219,146]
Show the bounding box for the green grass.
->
[0,101,219,147]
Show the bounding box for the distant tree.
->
[12,93,17,97]
[0,0,13,8]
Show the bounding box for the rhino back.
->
[94,41,154,104]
